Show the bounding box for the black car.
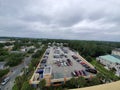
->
[83,64,90,68]
[85,68,97,74]
[76,59,81,62]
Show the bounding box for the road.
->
[0,46,43,90]
[0,55,32,90]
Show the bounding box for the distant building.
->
[112,48,120,57]
[3,45,14,51]
[20,46,35,52]
[97,55,120,76]
[0,62,6,70]
[0,40,15,43]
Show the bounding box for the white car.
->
[61,63,64,67]
[64,62,67,66]
[1,77,10,85]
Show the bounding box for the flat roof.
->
[43,66,52,74]
[53,72,64,79]
[99,55,120,63]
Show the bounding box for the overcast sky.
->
[0,0,120,41]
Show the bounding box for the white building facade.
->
[112,48,120,56]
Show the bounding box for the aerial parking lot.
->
[46,46,97,79]
[30,45,97,86]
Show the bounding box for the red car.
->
[80,62,86,65]
[74,70,79,76]
[78,70,82,76]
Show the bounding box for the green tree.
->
[0,69,9,78]
[90,77,101,86]
[65,77,76,88]
[21,81,34,90]
[6,53,24,67]
[14,75,27,90]
[76,76,86,88]
[12,84,19,90]
[86,56,92,62]
[39,79,46,90]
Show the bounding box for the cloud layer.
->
[0,0,120,41]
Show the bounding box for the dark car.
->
[72,55,78,59]
[41,60,46,63]
[69,62,73,66]
[78,70,82,75]
[74,70,79,76]
[66,62,70,66]
[76,59,81,62]
[71,72,76,76]
[67,59,71,62]
[81,70,87,76]
[83,64,90,68]
[86,68,97,74]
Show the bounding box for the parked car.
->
[64,62,67,66]
[57,62,61,67]
[72,55,78,59]
[86,68,97,74]
[71,72,76,76]
[80,62,86,65]
[78,70,82,75]
[74,70,79,76]
[1,77,10,85]
[69,62,72,66]
[61,63,64,67]
[76,59,81,62]
[81,70,87,76]
[82,64,90,68]
[66,62,70,66]
[67,59,71,62]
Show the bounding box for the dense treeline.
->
[0,49,9,61]
[42,39,120,58]
[0,48,24,66]
[12,38,41,51]
[68,40,120,57]
[5,53,24,67]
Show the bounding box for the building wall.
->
[97,57,120,72]
[112,50,120,56]
[97,57,116,69]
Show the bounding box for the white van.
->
[1,77,10,85]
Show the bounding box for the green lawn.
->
[90,59,120,81]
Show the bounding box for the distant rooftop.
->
[99,55,120,63]
[113,48,120,52]
[0,62,6,66]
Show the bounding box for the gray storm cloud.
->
[0,0,120,41]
